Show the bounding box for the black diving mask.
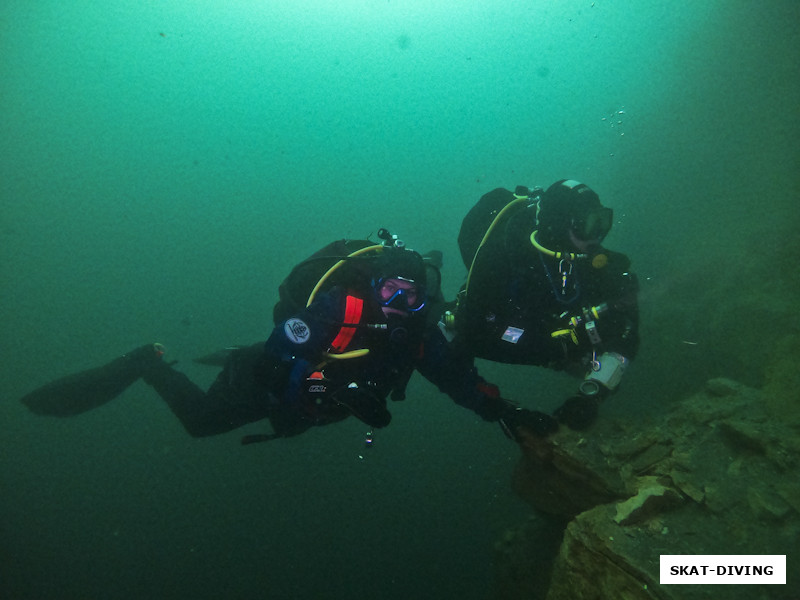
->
[571,206,613,242]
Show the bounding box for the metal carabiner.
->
[558,259,573,294]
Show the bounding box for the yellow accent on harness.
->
[552,303,609,346]
[551,328,578,345]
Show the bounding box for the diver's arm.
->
[603,268,640,361]
[588,267,640,392]
[416,325,558,438]
[555,267,640,431]
[415,325,508,419]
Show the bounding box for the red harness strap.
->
[329,295,364,353]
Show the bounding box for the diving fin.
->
[20,344,165,417]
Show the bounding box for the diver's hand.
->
[499,407,559,441]
[553,395,600,430]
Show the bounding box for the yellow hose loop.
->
[322,348,370,360]
[308,244,383,361]
[307,244,384,307]
[465,198,529,295]
[529,231,588,261]
[551,328,578,344]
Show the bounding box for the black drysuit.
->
[455,188,639,373]
[23,286,506,440]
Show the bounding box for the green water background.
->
[1,1,798,598]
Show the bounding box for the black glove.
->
[553,394,600,430]
[499,407,559,441]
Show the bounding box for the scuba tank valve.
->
[377,228,405,248]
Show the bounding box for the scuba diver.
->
[20,230,558,443]
[444,180,640,430]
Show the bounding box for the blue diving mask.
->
[373,277,427,312]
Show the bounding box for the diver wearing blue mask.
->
[20,234,558,444]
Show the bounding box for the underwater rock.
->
[495,378,800,599]
[705,376,743,397]
[511,428,629,518]
[492,515,567,600]
[545,504,664,600]
[763,334,800,425]
[613,476,682,526]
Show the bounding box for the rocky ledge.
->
[494,378,799,600]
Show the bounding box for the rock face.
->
[493,378,799,600]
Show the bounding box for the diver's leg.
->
[20,344,165,417]
[143,343,275,437]
[266,408,313,439]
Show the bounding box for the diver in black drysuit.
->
[430,180,641,593]
[448,180,640,429]
[21,246,557,442]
